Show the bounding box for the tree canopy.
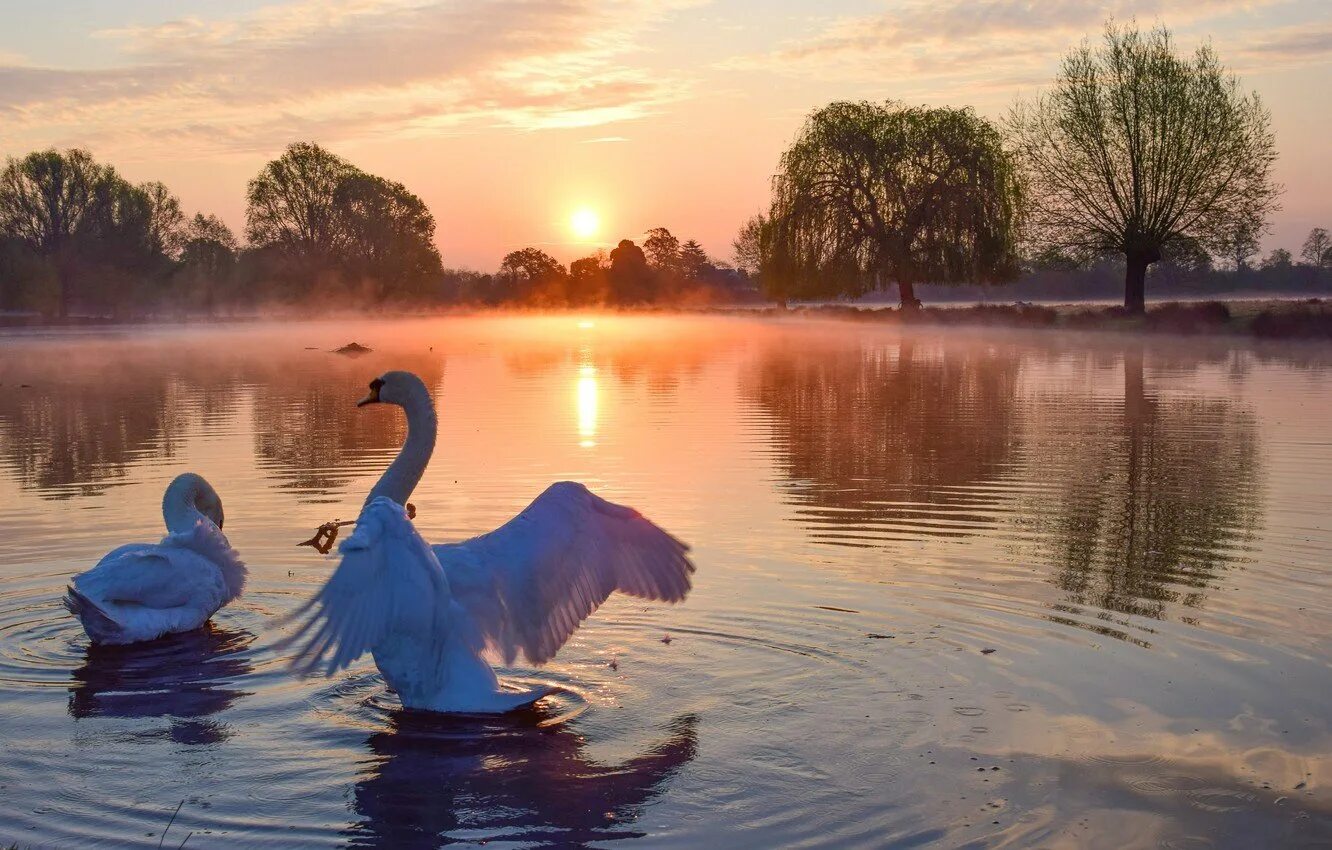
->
[245,141,441,299]
[765,101,1023,308]
[1007,22,1280,312]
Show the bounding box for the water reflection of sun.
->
[577,364,598,448]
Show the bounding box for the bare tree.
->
[1219,222,1261,274]
[1008,22,1280,312]
[766,101,1023,309]
[732,214,766,277]
[1302,227,1331,269]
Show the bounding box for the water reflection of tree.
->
[249,352,443,502]
[0,346,231,499]
[746,340,1020,545]
[347,711,697,848]
[1026,347,1261,622]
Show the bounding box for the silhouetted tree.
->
[767,101,1022,309]
[1219,223,1262,274]
[609,239,653,303]
[568,252,610,306]
[1302,228,1331,269]
[178,214,239,314]
[246,142,357,266]
[333,172,442,300]
[0,149,117,316]
[679,239,710,280]
[139,181,186,257]
[643,227,681,275]
[496,248,566,304]
[1261,248,1293,270]
[1008,22,1280,313]
[732,214,767,278]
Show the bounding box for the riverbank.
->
[4,297,1332,341]
[748,298,1332,340]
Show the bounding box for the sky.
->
[0,0,1328,270]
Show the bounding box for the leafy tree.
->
[679,239,711,280]
[569,251,610,306]
[0,149,117,316]
[1302,228,1331,269]
[497,247,566,304]
[767,101,1022,309]
[609,239,653,303]
[1260,248,1293,270]
[333,172,442,299]
[139,181,186,257]
[246,142,357,264]
[1008,22,1280,313]
[643,227,681,274]
[178,214,239,313]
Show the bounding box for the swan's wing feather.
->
[436,482,694,665]
[72,544,212,609]
[282,497,447,678]
[164,521,248,599]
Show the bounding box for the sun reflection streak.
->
[577,364,598,448]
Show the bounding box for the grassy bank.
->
[759,298,1332,340]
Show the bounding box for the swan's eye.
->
[370,378,385,391]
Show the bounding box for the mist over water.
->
[0,315,1329,848]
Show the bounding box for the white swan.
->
[64,473,247,645]
[284,371,695,713]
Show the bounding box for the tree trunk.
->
[898,278,921,312]
[1123,247,1160,314]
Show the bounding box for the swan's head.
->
[196,486,225,530]
[357,371,430,409]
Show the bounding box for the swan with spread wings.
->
[284,371,695,713]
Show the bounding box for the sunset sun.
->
[570,207,600,240]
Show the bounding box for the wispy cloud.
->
[0,0,696,157]
[724,0,1298,95]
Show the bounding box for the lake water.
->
[0,315,1329,848]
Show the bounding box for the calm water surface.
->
[0,315,1329,848]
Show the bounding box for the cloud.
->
[1235,24,1332,66]
[0,0,696,157]
[723,0,1298,95]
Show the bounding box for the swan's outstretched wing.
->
[434,482,694,665]
[283,497,448,677]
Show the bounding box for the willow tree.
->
[765,101,1023,309]
[1008,23,1280,313]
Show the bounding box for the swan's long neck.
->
[162,473,221,534]
[367,388,437,507]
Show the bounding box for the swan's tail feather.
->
[63,586,124,644]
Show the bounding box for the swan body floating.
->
[285,371,695,713]
[64,473,247,645]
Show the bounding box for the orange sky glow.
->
[1,0,1328,270]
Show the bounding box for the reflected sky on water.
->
[0,315,1329,848]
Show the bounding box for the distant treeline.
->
[0,143,754,318]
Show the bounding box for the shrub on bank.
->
[1251,305,1332,339]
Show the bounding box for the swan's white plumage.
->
[284,497,451,681]
[66,474,246,645]
[285,371,696,713]
[436,481,694,665]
